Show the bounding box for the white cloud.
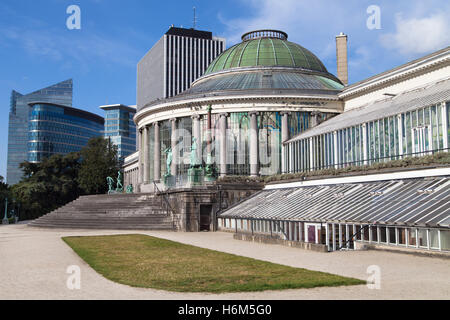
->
[217,0,356,47]
[380,11,450,55]
[0,27,142,72]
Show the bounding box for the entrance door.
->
[199,205,212,231]
[308,225,316,243]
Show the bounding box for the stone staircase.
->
[28,193,175,230]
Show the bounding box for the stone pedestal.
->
[188,167,203,185]
[164,174,176,188]
[2,218,9,225]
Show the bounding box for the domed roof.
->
[205,30,328,75]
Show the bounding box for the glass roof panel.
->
[219,178,450,228]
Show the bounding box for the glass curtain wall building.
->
[101,104,136,162]
[28,103,104,162]
[7,79,73,185]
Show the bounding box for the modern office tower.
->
[137,26,226,108]
[28,103,104,163]
[7,79,73,185]
[100,104,137,161]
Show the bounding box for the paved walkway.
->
[0,224,449,300]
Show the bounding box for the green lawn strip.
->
[62,234,365,293]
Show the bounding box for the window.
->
[355,225,362,240]
[371,226,378,242]
[429,229,439,249]
[398,228,406,245]
[418,229,428,247]
[412,126,430,155]
[440,230,450,251]
[408,228,417,247]
[380,226,387,243]
[388,227,396,244]
[363,226,370,241]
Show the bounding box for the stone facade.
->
[160,183,264,232]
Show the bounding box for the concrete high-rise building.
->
[100,104,137,162]
[7,79,73,185]
[137,26,226,108]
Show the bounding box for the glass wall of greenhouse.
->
[285,101,449,173]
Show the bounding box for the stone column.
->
[191,114,201,164]
[442,102,448,151]
[333,131,339,169]
[249,111,259,177]
[281,112,290,174]
[219,113,228,177]
[138,129,143,185]
[170,118,178,176]
[397,115,403,158]
[143,126,149,183]
[154,122,161,182]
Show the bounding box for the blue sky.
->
[1,0,449,179]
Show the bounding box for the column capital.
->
[280,111,291,116]
[248,111,259,116]
[219,113,229,118]
[191,114,201,120]
[169,117,177,123]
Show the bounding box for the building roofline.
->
[100,104,137,113]
[29,102,104,124]
[340,46,450,98]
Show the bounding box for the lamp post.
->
[2,197,8,225]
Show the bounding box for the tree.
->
[0,175,12,219]
[77,137,119,195]
[12,153,82,220]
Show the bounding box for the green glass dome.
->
[205,30,328,75]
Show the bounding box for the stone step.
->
[29,193,175,231]
[29,224,173,230]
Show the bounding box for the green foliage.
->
[12,153,82,220]
[77,137,119,195]
[0,175,12,220]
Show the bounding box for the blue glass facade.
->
[28,103,104,162]
[101,105,136,161]
[7,80,73,185]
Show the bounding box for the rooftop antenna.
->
[193,6,197,29]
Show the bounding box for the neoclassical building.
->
[127,30,347,191]
[125,28,449,194]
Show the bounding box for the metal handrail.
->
[291,147,450,173]
[153,181,178,230]
[337,224,372,251]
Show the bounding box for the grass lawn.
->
[63,234,365,293]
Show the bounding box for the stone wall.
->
[233,233,328,253]
[159,182,264,232]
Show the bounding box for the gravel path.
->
[0,224,448,300]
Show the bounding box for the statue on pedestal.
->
[116,171,123,192]
[106,176,115,194]
[188,137,203,184]
[164,147,175,187]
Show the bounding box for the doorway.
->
[199,205,212,231]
